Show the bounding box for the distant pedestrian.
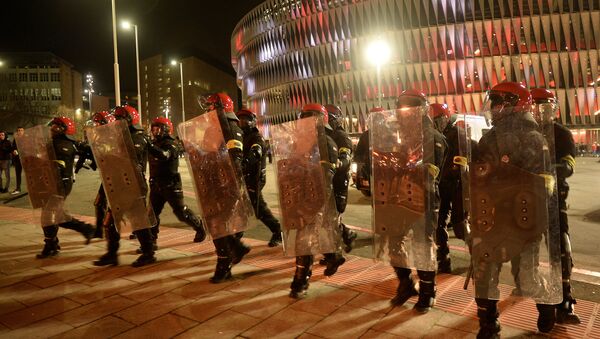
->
[11,127,24,194]
[0,131,12,193]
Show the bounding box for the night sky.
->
[1,0,265,94]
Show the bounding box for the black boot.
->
[95,222,119,266]
[290,255,313,298]
[391,267,417,306]
[323,252,346,276]
[210,237,233,283]
[137,226,159,254]
[268,232,282,247]
[341,223,357,253]
[536,304,556,333]
[58,218,95,244]
[231,234,250,265]
[181,207,206,243]
[476,298,501,339]
[556,296,580,324]
[414,270,436,313]
[37,226,60,259]
[93,252,118,266]
[132,229,157,267]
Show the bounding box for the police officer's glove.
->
[538,173,556,196]
[555,155,575,178]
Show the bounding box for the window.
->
[9,73,17,82]
[50,73,60,82]
[29,73,38,82]
[40,73,49,82]
[19,73,27,81]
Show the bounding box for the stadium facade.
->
[231,0,600,145]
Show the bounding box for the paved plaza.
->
[0,205,599,338]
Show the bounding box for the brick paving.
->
[0,205,598,338]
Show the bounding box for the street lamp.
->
[110,0,121,105]
[171,59,185,123]
[0,60,4,67]
[366,39,391,106]
[121,20,142,123]
[85,73,94,112]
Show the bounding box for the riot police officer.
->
[431,103,465,273]
[353,107,385,196]
[386,90,447,313]
[148,116,206,246]
[37,117,95,258]
[531,88,580,324]
[203,93,251,283]
[290,103,345,298]
[93,105,156,267]
[323,104,357,252]
[472,83,557,337]
[235,108,282,247]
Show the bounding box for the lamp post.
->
[121,20,142,123]
[171,59,185,123]
[366,39,391,106]
[85,74,94,112]
[110,0,121,105]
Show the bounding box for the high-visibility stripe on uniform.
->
[339,147,352,155]
[227,139,243,150]
[561,155,576,170]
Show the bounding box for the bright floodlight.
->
[170,60,178,66]
[121,20,132,30]
[366,39,391,66]
[0,60,4,67]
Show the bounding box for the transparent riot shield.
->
[370,108,436,271]
[178,110,253,239]
[270,115,340,257]
[15,125,71,227]
[87,120,155,233]
[455,114,489,242]
[464,109,562,304]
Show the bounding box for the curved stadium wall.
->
[231,0,600,142]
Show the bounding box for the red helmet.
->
[530,88,556,104]
[49,116,76,135]
[300,103,329,125]
[486,82,532,112]
[91,111,116,126]
[151,116,173,135]
[531,88,559,122]
[235,109,256,120]
[114,105,140,125]
[430,103,451,119]
[205,93,234,113]
[396,89,428,108]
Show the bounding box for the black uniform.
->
[37,134,94,258]
[148,133,204,242]
[94,126,156,267]
[210,112,251,283]
[291,132,339,297]
[435,124,465,272]
[240,126,281,245]
[325,125,358,253]
[551,122,578,322]
[75,141,104,239]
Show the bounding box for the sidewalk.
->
[0,206,598,339]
